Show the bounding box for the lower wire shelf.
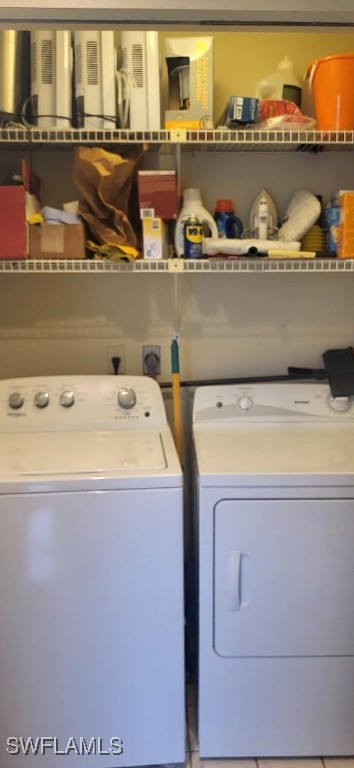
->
[0,257,354,274]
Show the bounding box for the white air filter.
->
[74,31,116,129]
[146,32,161,131]
[31,31,72,128]
[120,31,160,131]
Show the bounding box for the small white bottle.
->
[174,188,218,258]
[255,56,302,107]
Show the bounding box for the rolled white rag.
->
[278,190,321,242]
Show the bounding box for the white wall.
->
[1,266,354,383]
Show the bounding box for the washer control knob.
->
[118,387,136,410]
[329,396,350,412]
[8,392,24,410]
[237,394,254,412]
[34,391,50,409]
[60,391,75,408]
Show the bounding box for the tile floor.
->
[185,684,354,768]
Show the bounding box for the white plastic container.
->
[174,188,218,258]
[255,56,302,107]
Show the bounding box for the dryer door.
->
[214,499,354,657]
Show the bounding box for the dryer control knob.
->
[329,395,350,412]
[60,391,75,408]
[237,394,254,412]
[118,387,136,410]
[34,391,49,409]
[8,391,24,410]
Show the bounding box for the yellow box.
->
[142,218,168,260]
[165,37,213,130]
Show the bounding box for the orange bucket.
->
[306,52,354,130]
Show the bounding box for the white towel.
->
[278,190,321,242]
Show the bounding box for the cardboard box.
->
[0,186,27,260]
[0,160,42,260]
[165,37,213,130]
[337,192,354,258]
[142,218,168,259]
[138,171,178,220]
[29,223,86,259]
[340,191,354,216]
[338,226,354,258]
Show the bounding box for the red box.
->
[137,171,178,220]
[0,186,27,259]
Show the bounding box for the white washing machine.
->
[193,381,354,758]
[0,375,184,768]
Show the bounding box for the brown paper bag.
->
[73,145,146,255]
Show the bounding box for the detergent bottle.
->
[174,188,218,258]
[214,199,243,239]
[255,56,302,108]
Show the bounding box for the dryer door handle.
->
[227,549,242,611]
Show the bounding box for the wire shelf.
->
[0,128,353,151]
[184,129,354,152]
[1,258,354,274]
[0,259,171,273]
[182,258,354,272]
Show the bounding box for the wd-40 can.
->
[183,216,203,259]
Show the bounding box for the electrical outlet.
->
[106,345,126,375]
[143,345,161,376]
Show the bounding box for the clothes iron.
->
[246,188,279,239]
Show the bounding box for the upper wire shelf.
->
[1,258,354,274]
[1,127,354,151]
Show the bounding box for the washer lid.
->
[0,430,167,476]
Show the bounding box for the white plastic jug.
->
[174,188,218,258]
[255,56,302,107]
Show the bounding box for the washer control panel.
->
[194,382,354,423]
[1,376,166,432]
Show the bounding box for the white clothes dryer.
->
[0,375,184,768]
[193,381,354,758]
